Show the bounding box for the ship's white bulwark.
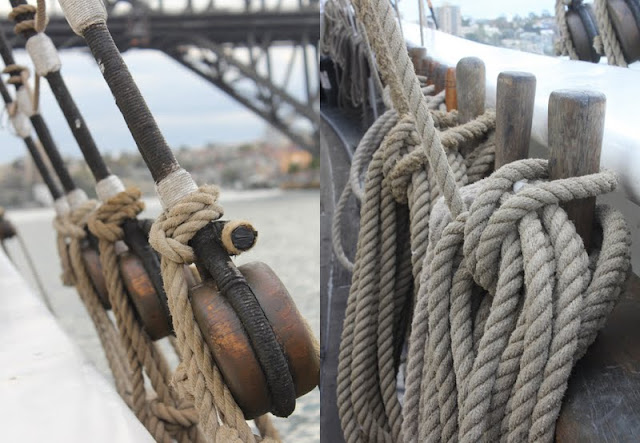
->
[0,248,154,442]
[405,23,640,207]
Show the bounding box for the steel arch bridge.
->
[1,0,320,154]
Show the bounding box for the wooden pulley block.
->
[569,3,601,62]
[408,47,426,73]
[566,7,598,62]
[427,59,438,86]
[0,217,16,240]
[190,261,319,419]
[118,249,172,340]
[81,241,111,309]
[608,0,640,62]
[435,64,448,94]
[625,0,640,35]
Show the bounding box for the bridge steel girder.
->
[0,11,319,50]
[0,5,320,154]
[163,36,319,155]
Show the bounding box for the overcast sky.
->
[0,48,271,163]
[0,0,554,163]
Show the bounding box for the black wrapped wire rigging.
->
[81,20,297,416]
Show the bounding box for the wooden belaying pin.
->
[456,56,486,123]
[418,51,429,77]
[444,67,457,111]
[494,72,536,169]
[427,59,438,86]
[435,63,448,94]
[408,47,427,73]
[548,90,606,251]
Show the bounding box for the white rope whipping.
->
[15,87,34,117]
[155,168,199,210]
[95,174,125,202]
[57,0,107,35]
[67,188,88,208]
[25,33,62,76]
[54,196,70,216]
[11,111,31,138]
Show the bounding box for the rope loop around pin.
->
[149,185,223,265]
[88,187,144,243]
[463,159,618,293]
[404,159,629,442]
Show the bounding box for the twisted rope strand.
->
[150,185,275,442]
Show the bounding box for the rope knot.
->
[52,214,83,239]
[54,200,98,239]
[88,188,144,243]
[52,214,78,286]
[148,398,199,429]
[463,158,618,293]
[149,185,223,264]
[380,115,421,203]
[53,200,98,286]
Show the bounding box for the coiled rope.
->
[555,0,628,66]
[149,185,279,443]
[336,0,631,442]
[88,188,202,443]
[331,108,496,272]
[53,200,135,407]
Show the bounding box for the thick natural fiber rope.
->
[331,6,496,435]
[52,200,134,407]
[593,0,628,66]
[407,160,629,443]
[148,185,278,443]
[321,0,371,108]
[332,109,495,271]
[554,0,579,59]
[336,0,632,441]
[87,188,201,443]
[354,0,467,217]
[335,111,495,442]
[53,215,75,286]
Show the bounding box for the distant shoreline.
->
[7,188,318,221]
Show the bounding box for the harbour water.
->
[6,189,320,442]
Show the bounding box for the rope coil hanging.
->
[335,0,632,442]
[53,199,136,408]
[87,188,202,443]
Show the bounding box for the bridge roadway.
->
[0,10,319,50]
